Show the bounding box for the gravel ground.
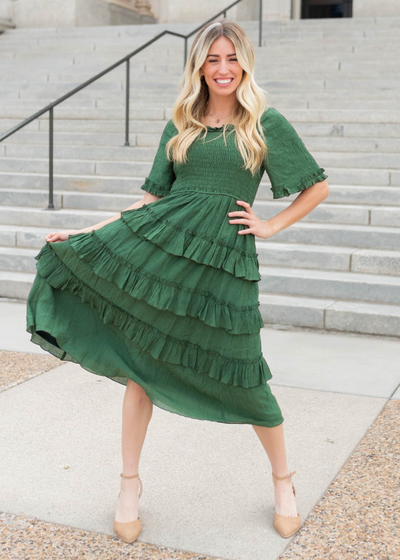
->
[279,399,400,560]
[0,511,225,560]
[0,350,62,392]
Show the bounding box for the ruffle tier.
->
[120,198,261,282]
[67,229,264,335]
[34,243,272,389]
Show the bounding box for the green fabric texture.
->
[26,106,328,428]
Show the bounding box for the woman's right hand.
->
[45,229,82,243]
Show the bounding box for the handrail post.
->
[183,37,187,70]
[47,107,55,210]
[259,0,263,47]
[125,59,130,147]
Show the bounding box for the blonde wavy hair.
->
[165,18,269,176]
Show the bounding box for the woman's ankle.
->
[121,476,140,489]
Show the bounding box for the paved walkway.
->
[0,298,399,560]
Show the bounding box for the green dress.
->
[26,107,328,428]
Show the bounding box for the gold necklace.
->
[205,108,233,125]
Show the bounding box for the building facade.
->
[1,0,399,28]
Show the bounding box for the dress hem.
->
[26,327,285,429]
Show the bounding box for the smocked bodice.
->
[170,126,264,206]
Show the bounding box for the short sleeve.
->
[140,119,177,197]
[260,107,328,199]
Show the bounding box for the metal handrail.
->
[0,0,264,210]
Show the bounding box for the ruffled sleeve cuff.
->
[271,167,328,199]
[140,177,172,197]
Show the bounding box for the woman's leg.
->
[252,422,298,517]
[115,379,153,523]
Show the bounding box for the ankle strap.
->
[272,470,296,481]
[120,472,139,479]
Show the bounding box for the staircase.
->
[1,17,400,337]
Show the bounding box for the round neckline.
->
[205,123,236,131]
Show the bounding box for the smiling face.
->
[200,36,243,98]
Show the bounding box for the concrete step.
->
[3,136,400,158]
[0,246,38,273]
[0,265,398,337]
[6,58,400,70]
[3,83,400,101]
[1,144,157,162]
[256,242,400,276]
[308,100,400,110]
[259,293,400,338]
[0,205,114,231]
[4,124,400,149]
[295,137,400,154]
[3,118,400,142]
[2,187,400,226]
[4,95,400,113]
[257,109,400,125]
[0,168,397,198]
[0,106,166,122]
[6,31,398,46]
[3,79,400,102]
[1,205,400,250]
[0,37,381,48]
[305,185,400,207]
[258,266,400,305]
[9,32,400,48]
[0,160,394,188]
[4,34,396,47]
[2,182,400,209]
[314,151,400,170]
[1,118,169,134]
[4,64,400,82]
[0,270,35,300]
[2,17,398,32]
[272,222,400,251]
[3,238,399,277]
[2,143,399,172]
[3,107,400,126]
[0,224,70,249]
[3,115,400,142]
[256,200,400,228]
[268,184,400,207]
[2,131,140,146]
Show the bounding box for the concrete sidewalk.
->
[0,298,399,560]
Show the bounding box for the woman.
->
[26,19,329,542]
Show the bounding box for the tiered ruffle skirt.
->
[26,192,284,427]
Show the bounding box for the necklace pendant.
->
[215,118,220,123]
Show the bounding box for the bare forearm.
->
[77,192,162,234]
[268,180,329,236]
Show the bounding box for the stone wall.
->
[2,0,400,28]
[0,0,155,27]
[353,0,400,17]
[156,0,292,23]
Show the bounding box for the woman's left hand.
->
[227,200,274,240]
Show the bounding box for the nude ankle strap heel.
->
[113,472,143,543]
[271,470,301,538]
